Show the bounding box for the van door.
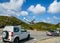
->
[21,29,28,39]
[14,27,20,38]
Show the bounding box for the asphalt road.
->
[0,30,52,43]
[36,37,60,43]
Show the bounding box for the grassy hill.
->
[0,16,59,30]
[0,16,30,29]
[31,22,59,30]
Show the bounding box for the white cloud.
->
[23,17,29,22]
[53,16,60,20]
[32,16,35,19]
[41,17,51,23]
[42,20,47,22]
[27,4,46,14]
[0,0,26,16]
[34,21,40,23]
[20,11,28,16]
[24,17,26,20]
[47,17,50,20]
[42,19,51,23]
[1,0,24,10]
[48,0,60,14]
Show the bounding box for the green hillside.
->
[0,16,60,31]
[0,16,30,29]
[31,22,59,30]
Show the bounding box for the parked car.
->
[46,30,60,36]
[2,26,30,43]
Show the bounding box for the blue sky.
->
[0,0,60,24]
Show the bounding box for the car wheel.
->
[2,31,9,39]
[27,34,30,39]
[14,38,19,43]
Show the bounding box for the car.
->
[2,26,30,43]
[46,30,60,36]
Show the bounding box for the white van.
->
[2,26,30,43]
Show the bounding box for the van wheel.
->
[2,31,9,39]
[14,38,19,43]
[27,34,30,39]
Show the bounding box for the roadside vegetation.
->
[0,16,60,31]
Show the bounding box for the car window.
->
[14,27,19,32]
[49,30,54,32]
[51,31,54,32]
[21,29,27,32]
